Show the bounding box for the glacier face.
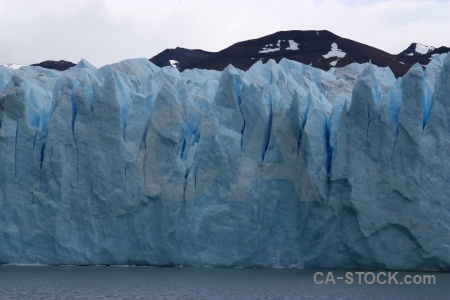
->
[0,55,449,270]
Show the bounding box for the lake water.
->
[0,266,448,299]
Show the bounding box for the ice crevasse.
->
[0,54,449,270]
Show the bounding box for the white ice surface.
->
[0,63,27,69]
[0,55,449,271]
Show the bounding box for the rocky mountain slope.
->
[151,30,450,77]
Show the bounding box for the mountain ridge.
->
[3,30,449,76]
[151,30,450,77]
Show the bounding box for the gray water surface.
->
[0,266,448,299]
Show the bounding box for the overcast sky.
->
[1,0,449,67]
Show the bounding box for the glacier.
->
[0,54,449,270]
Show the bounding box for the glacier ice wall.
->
[0,55,449,270]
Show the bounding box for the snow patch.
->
[415,43,435,55]
[330,60,339,66]
[322,43,346,59]
[259,40,284,53]
[286,40,299,51]
[169,59,180,70]
[259,48,279,53]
